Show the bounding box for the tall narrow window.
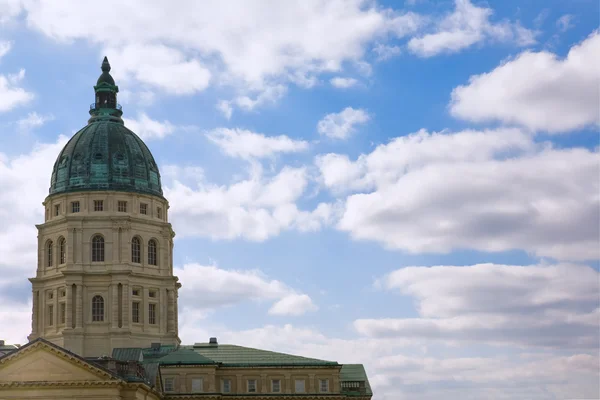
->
[247,379,257,393]
[71,201,80,213]
[132,301,140,323]
[94,200,104,211]
[157,207,162,219]
[164,378,175,392]
[319,379,329,392]
[295,379,305,393]
[59,303,66,324]
[54,204,60,216]
[148,239,157,266]
[46,240,53,267]
[91,235,104,262]
[191,378,203,393]
[48,305,54,326]
[140,203,147,215]
[149,303,156,325]
[131,237,141,263]
[59,237,66,264]
[272,379,281,393]
[222,379,231,393]
[92,295,104,321]
[118,201,127,212]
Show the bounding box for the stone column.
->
[65,285,72,329]
[53,288,58,332]
[143,287,150,329]
[167,289,175,333]
[67,228,75,264]
[261,374,267,393]
[123,283,130,328]
[76,284,84,327]
[31,289,39,336]
[111,284,119,329]
[309,373,315,393]
[285,374,291,394]
[236,375,243,394]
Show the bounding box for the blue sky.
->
[0,1,599,398]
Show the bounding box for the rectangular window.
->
[149,290,157,298]
[272,379,281,393]
[222,379,231,393]
[71,201,80,213]
[140,203,147,215]
[94,200,103,211]
[157,207,162,219]
[164,377,175,392]
[295,379,305,393]
[149,303,156,325]
[319,379,329,392]
[59,303,66,324]
[132,301,140,323]
[247,379,257,393]
[48,305,54,326]
[132,288,140,296]
[54,204,60,216]
[191,378,203,393]
[60,289,66,297]
[118,201,127,212]
[48,292,54,300]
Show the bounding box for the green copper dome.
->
[49,58,163,198]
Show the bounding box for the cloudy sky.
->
[0,0,599,398]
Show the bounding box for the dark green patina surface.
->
[49,57,163,198]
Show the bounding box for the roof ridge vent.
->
[209,337,218,345]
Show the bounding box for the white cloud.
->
[359,263,599,349]
[217,100,233,119]
[16,111,54,131]
[0,40,11,58]
[19,0,422,104]
[316,128,599,261]
[269,294,318,316]
[205,128,309,160]
[233,84,287,111]
[175,263,317,316]
[450,31,600,133]
[317,107,370,139]
[164,164,330,241]
[556,14,574,33]
[372,43,401,60]
[408,0,536,57]
[0,69,34,112]
[123,112,175,140]
[330,77,359,88]
[105,44,211,95]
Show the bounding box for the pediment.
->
[0,342,116,383]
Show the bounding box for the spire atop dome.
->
[101,56,111,73]
[90,56,122,123]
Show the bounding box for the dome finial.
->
[101,56,111,73]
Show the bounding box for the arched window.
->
[59,237,66,264]
[131,237,141,264]
[91,235,104,262]
[91,295,104,321]
[46,240,53,267]
[148,239,157,266]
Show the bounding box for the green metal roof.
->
[112,347,143,362]
[49,58,163,199]
[158,348,215,365]
[184,343,339,367]
[340,364,372,396]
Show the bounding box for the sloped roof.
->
[158,348,215,365]
[112,348,143,362]
[340,364,373,396]
[185,343,339,367]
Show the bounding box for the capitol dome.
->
[49,57,163,198]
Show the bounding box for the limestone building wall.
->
[29,191,180,357]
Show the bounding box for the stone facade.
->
[28,190,181,357]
